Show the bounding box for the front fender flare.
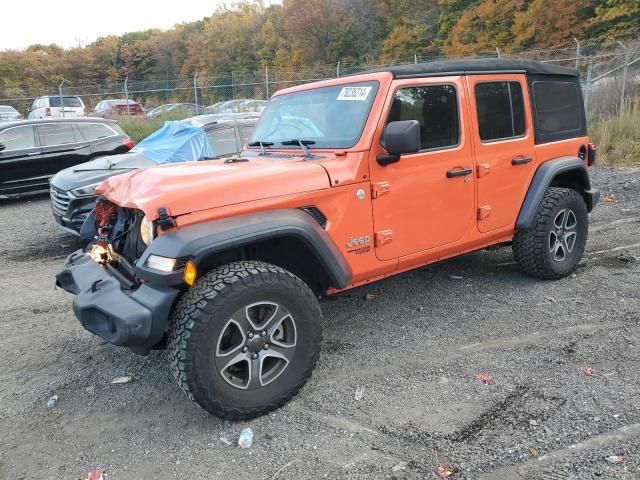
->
[136,209,352,289]
[516,156,598,231]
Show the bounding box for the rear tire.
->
[513,187,588,280]
[167,261,322,420]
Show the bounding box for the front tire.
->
[513,187,588,279]
[167,261,322,420]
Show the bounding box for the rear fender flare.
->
[516,156,598,231]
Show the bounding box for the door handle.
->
[511,156,532,165]
[446,167,472,178]
[27,151,40,156]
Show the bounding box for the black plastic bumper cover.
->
[56,250,179,352]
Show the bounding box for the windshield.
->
[249,81,379,149]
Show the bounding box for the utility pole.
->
[124,77,129,115]
[194,72,199,115]
[618,41,630,115]
[58,80,65,118]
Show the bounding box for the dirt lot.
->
[1,166,639,480]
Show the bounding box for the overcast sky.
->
[1,0,263,51]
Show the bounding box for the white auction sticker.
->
[337,86,372,101]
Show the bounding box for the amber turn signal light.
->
[183,260,197,286]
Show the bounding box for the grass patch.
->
[115,111,192,144]
[590,103,640,168]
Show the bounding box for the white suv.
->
[28,96,86,119]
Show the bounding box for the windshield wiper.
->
[248,141,274,155]
[73,167,137,172]
[281,139,316,159]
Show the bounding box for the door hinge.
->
[371,181,390,199]
[477,163,491,178]
[374,230,393,247]
[477,206,492,220]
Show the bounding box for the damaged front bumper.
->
[56,250,180,354]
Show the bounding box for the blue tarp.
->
[130,120,215,164]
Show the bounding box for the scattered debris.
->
[582,367,594,376]
[238,427,254,449]
[47,395,58,409]
[272,458,299,479]
[391,461,408,472]
[603,195,617,204]
[606,455,625,464]
[529,447,538,457]
[354,386,365,402]
[365,293,377,300]
[529,419,539,427]
[81,469,106,480]
[219,436,232,446]
[450,275,464,280]
[475,373,493,385]
[433,463,459,478]
[111,376,134,384]
[544,296,556,303]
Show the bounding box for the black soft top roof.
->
[360,58,579,79]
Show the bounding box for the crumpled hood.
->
[96,157,331,219]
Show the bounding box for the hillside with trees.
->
[0,0,638,97]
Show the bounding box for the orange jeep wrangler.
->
[57,59,599,419]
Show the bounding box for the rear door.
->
[0,125,44,193]
[38,123,92,176]
[467,75,536,232]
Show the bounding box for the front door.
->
[369,77,476,261]
[0,124,44,194]
[467,75,536,232]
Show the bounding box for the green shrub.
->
[590,103,640,168]
[115,111,193,144]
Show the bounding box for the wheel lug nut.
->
[260,331,267,337]
[248,332,254,339]
[251,353,258,359]
[242,346,248,353]
[263,344,269,350]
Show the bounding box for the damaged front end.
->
[56,198,179,355]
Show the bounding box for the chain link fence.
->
[1,39,638,122]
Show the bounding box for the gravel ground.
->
[0,166,639,480]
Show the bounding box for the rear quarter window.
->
[77,123,116,141]
[530,78,586,144]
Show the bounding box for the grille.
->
[50,187,70,217]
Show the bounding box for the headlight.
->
[146,255,176,272]
[140,216,155,245]
[70,182,101,197]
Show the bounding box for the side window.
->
[0,126,36,150]
[237,125,255,148]
[38,124,77,146]
[207,127,239,156]
[475,81,525,141]
[532,81,582,135]
[387,85,459,150]
[77,123,115,141]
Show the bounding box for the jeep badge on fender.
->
[56,59,598,420]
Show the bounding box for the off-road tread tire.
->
[167,260,322,420]
[513,187,588,280]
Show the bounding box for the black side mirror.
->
[0,143,5,152]
[377,120,420,166]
